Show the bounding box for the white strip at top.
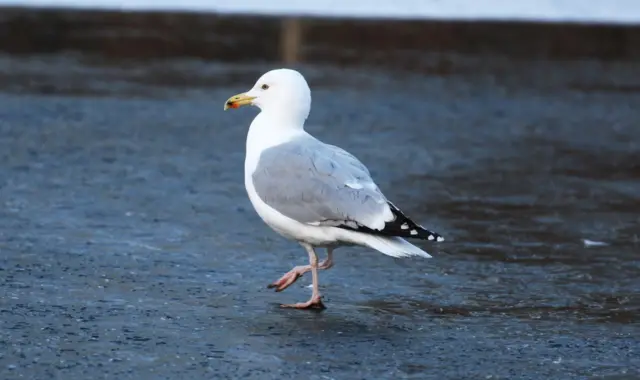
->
[1,0,640,25]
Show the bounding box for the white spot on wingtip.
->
[437,236,445,242]
[410,230,418,236]
[427,235,434,241]
[401,223,409,230]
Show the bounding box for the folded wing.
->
[252,135,443,241]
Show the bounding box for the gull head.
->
[224,68,311,121]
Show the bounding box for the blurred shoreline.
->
[0,6,639,68]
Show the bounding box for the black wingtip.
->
[336,202,445,242]
[383,202,445,241]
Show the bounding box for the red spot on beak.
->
[227,101,239,109]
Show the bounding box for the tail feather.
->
[358,234,432,259]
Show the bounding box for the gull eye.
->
[261,84,269,90]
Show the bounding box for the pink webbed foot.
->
[267,257,333,292]
[280,293,326,310]
[267,265,309,292]
[271,247,334,308]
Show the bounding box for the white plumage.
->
[225,68,444,309]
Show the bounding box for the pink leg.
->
[268,248,333,292]
[281,244,326,310]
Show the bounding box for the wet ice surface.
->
[0,55,639,379]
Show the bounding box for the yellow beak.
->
[224,93,256,110]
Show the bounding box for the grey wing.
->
[252,137,445,241]
[252,138,393,231]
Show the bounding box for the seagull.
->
[224,68,444,310]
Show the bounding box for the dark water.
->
[0,54,639,379]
